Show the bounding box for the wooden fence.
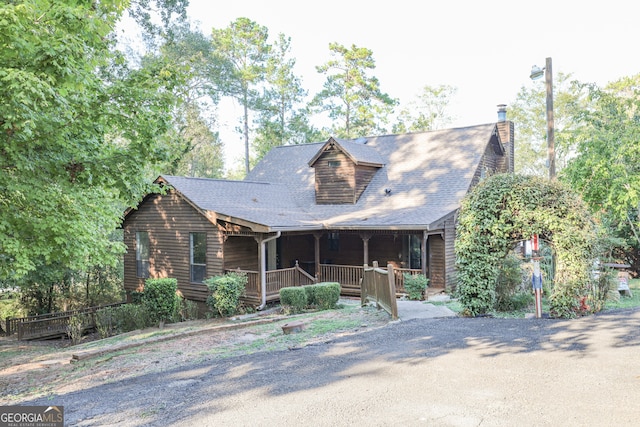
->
[361,262,398,320]
[7,302,124,340]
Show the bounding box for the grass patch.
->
[604,278,640,310]
[431,279,640,318]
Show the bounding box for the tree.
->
[562,75,640,252]
[392,84,457,133]
[0,1,185,280]
[210,18,271,175]
[312,43,397,139]
[157,26,225,178]
[508,72,588,175]
[252,34,321,162]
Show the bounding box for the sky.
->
[185,0,640,169]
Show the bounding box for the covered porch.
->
[222,228,446,305]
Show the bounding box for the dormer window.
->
[308,137,384,205]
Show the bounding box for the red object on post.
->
[531,234,539,252]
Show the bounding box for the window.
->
[190,232,207,284]
[328,232,340,251]
[328,160,341,167]
[408,235,422,269]
[136,231,150,278]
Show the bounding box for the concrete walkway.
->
[396,299,457,320]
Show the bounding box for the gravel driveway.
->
[14,307,640,426]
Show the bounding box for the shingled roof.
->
[160,123,502,232]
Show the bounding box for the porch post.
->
[313,232,322,280]
[421,230,428,276]
[361,233,371,266]
[255,232,280,310]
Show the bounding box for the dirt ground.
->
[0,301,390,404]
[3,304,640,426]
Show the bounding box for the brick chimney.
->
[496,104,514,173]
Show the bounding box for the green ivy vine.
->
[455,174,596,317]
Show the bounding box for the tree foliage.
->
[562,75,640,252]
[393,84,457,133]
[312,43,397,139]
[0,0,185,280]
[252,33,321,162]
[508,72,589,175]
[455,174,596,317]
[210,17,271,175]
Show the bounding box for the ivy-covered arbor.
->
[455,174,596,317]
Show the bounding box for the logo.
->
[0,406,64,427]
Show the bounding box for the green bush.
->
[94,306,117,338]
[403,273,429,300]
[306,282,341,309]
[130,290,145,305]
[143,278,178,325]
[205,272,247,317]
[496,292,533,312]
[280,287,308,313]
[494,254,526,311]
[173,295,199,322]
[114,303,153,332]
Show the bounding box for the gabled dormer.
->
[308,137,384,205]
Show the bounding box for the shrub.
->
[114,303,153,332]
[130,290,145,305]
[494,254,526,311]
[588,267,617,312]
[280,287,308,313]
[497,292,533,312]
[94,306,117,338]
[205,272,247,317]
[403,273,429,300]
[174,296,199,322]
[66,314,87,345]
[143,278,178,325]
[306,282,341,309]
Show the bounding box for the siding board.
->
[123,192,223,302]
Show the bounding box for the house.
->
[122,107,514,308]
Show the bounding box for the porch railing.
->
[225,263,422,305]
[361,262,398,320]
[320,264,421,297]
[319,264,364,296]
[226,262,316,305]
[6,302,124,340]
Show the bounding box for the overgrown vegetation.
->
[279,282,341,314]
[455,174,598,317]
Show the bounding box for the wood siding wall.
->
[123,192,224,302]
[497,121,515,173]
[354,165,378,200]
[314,150,356,204]
[470,135,508,189]
[444,215,457,291]
[428,234,445,289]
[223,236,259,271]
